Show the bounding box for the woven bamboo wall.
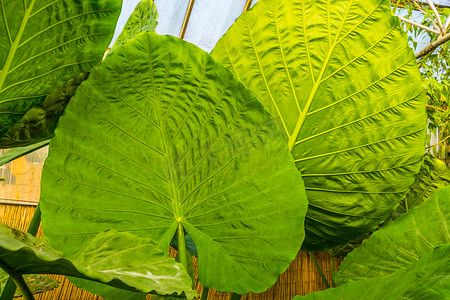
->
[1,203,340,300]
[0,147,48,204]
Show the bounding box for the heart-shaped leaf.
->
[40,32,308,294]
[335,185,450,284]
[0,224,194,298]
[211,0,427,250]
[294,245,450,299]
[0,0,122,148]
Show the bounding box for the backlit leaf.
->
[335,186,450,284]
[0,225,194,298]
[40,32,308,294]
[212,0,426,250]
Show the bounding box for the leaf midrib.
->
[287,0,354,152]
[0,0,36,92]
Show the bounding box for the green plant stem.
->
[200,287,209,300]
[10,275,34,300]
[27,204,41,235]
[330,254,336,287]
[0,261,34,300]
[0,204,41,300]
[230,293,242,300]
[307,251,331,289]
[177,222,189,273]
[0,279,16,300]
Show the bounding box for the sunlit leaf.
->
[335,186,450,284]
[294,245,450,299]
[40,32,308,294]
[0,224,194,298]
[212,0,426,250]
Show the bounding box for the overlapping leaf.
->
[40,32,308,294]
[294,245,450,299]
[212,0,427,250]
[0,0,122,148]
[335,186,450,284]
[396,153,450,214]
[0,73,88,148]
[109,0,158,54]
[0,224,194,298]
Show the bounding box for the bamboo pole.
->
[243,0,253,12]
[179,0,196,39]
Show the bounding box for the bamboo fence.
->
[1,148,341,299]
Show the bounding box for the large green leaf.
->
[396,154,450,214]
[40,32,308,294]
[0,224,194,298]
[0,0,122,148]
[109,0,158,54]
[211,0,427,250]
[335,186,450,284]
[294,245,450,299]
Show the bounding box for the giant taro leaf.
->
[294,245,450,299]
[211,0,427,250]
[0,224,194,298]
[396,153,450,215]
[40,32,308,294]
[108,0,158,54]
[0,0,122,148]
[335,185,450,284]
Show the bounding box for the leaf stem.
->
[0,204,41,300]
[0,260,34,300]
[415,32,450,58]
[426,104,446,112]
[426,135,450,149]
[229,293,242,300]
[413,0,440,32]
[0,278,16,300]
[307,251,330,289]
[11,275,35,300]
[398,16,441,35]
[27,204,41,235]
[200,287,209,300]
[426,0,444,33]
[177,222,189,273]
[330,254,336,287]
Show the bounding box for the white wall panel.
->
[154,0,190,37]
[182,0,247,53]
